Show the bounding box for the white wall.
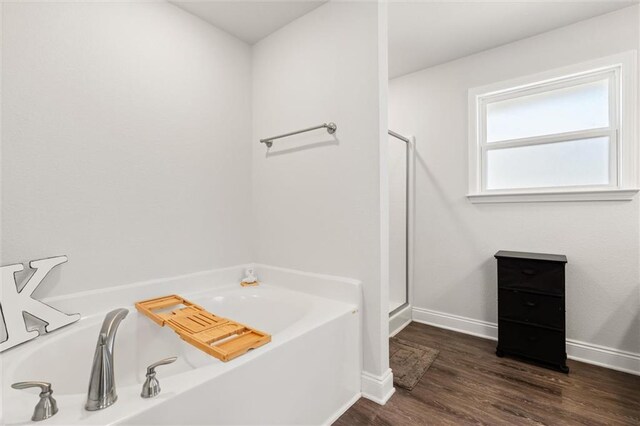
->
[2,0,393,390]
[252,1,390,383]
[1,2,253,298]
[390,6,640,363]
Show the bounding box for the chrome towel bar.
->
[389,129,410,143]
[260,122,337,148]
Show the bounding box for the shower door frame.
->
[389,130,413,318]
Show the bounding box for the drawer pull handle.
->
[522,269,536,276]
[524,301,536,307]
[527,336,538,342]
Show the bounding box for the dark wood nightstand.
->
[495,250,569,373]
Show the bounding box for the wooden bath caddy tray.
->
[135,295,271,362]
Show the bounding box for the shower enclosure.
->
[388,130,410,317]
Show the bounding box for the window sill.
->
[467,189,639,204]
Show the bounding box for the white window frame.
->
[467,51,638,203]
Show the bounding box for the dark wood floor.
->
[335,322,640,425]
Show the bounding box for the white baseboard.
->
[361,369,395,405]
[323,392,361,426]
[412,307,640,376]
[412,307,498,340]
[565,338,640,375]
[389,304,412,337]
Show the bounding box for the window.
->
[468,52,637,203]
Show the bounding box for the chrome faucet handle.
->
[141,356,177,398]
[11,381,58,421]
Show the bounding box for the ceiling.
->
[388,1,638,79]
[172,1,326,45]
[172,1,636,78]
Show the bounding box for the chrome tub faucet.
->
[85,308,129,411]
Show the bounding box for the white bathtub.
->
[0,265,362,425]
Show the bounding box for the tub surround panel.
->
[39,265,252,321]
[37,264,362,324]
[253,263,361,306]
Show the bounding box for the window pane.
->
[485,137,610,190]
[486,79,609,142]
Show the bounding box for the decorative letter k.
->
[0,256,80,352]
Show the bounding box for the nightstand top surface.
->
[494,250,567,263]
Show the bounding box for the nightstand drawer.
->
[498,289,564,329]
[498,321,565,365]
[498,258,564,295]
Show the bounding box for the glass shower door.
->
[389,133,408,315]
